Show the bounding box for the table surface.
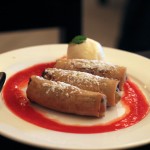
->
[0,50,150,150]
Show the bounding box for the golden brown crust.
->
[26,75,106,117]
[42,68,120,106]
[54,59,127,90]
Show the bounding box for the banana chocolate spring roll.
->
[26,75,106,117]
[42,68,121,106]
[54,59,126,90]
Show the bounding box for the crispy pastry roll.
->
[42,68,121,106]
[54,59,126,90]
[26,75,106,117]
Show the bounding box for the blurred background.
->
[0,0,150,56]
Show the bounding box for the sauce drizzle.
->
[2,62,150,133]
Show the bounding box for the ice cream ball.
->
[67,35,104,60]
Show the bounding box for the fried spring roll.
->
[26,75,107,117]
[42,68,121,106]
[54,59,127,90]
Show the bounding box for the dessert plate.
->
[0,44,150,149]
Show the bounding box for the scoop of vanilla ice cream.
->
[67,38,104,60]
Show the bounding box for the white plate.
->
[0,44,150,149]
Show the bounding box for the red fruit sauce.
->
[2,62,150,134]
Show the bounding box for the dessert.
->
[26,36,126,117]
[67,35,104,60]
[26,75,106,117]
[3,58,149,133]
[42,68,121,106]
[55,59,126,90]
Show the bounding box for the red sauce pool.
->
[2,62,150,134]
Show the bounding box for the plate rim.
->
[0,44,150,150]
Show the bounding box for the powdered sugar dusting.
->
[66,59,117,71]
[43,68,113,91]
[55,59,127,90]
[39,77,82,97]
